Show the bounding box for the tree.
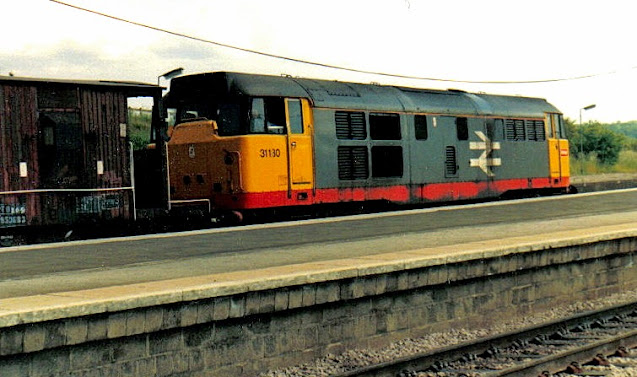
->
[581,121,624,165]
[565,118,624,165]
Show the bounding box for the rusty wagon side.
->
[0,76,161,244]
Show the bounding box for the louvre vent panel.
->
[335,111,366,140]
[445,146,458,177]
[514,120,525,141]
[349,113,366,139]
[335,112,350,139]
[505,119,538,141]
[338,146,368,180]
[524,120,546,141]
[526,120,537,141]
[535,120,546,140]
[505,120,516,140]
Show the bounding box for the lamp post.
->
[157,67,184,86]
[579,104,596,174]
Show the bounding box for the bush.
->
[128,109,152,150]
[582,122,624,165]
[567,119,624,165]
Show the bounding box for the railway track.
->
[336,302,637,377]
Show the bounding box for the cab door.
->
[547,113,570,183]
[285,98,314,197]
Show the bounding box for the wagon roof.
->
[168,72,561,118]
[0,75,161,97]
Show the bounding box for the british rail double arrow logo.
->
[469,131,501,177]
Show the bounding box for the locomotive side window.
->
[177,102,214,125]
[371,146,403,178]
[166,108,177,128]
[546,114,555,139]
[546,114,554,138]
[370,113,401,140]
[456,117,468,140]
[556,114,566,138]
[216,103,241,136]
[547,113,566,139]
[249,98,266,133]
[264,97,286,134]
[287,99,303,134]
[248,97,292,135]
[414,115,428,140]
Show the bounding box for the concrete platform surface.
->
[1,215,636,328]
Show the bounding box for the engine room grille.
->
[505,119,526,141]
[526,120,546,141]
[338,146,369,180]
[445,146,458,177]
[505,119,545,141]
[335,111,367,140]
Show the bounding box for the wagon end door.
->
[285,98,314,198]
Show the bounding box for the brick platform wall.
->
[1,236,636,376]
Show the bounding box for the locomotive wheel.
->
[216,210,244,225]
[230,210,244,223]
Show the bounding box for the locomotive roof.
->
[0,75,161,97]
[167,72,560,118]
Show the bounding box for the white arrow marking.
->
[469,131,501,176]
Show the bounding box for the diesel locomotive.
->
[164,72,570,218]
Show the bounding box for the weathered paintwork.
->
[0,76,161,232]
[165,72,569,211]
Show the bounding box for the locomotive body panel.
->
[164,72,570,213]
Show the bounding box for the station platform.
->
[1,199,637,375]
[1,218,637,328]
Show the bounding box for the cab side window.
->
[546,113,566,139]
[287,99,304,134]
[249,98,266,133]
[556,114,566,139]
[248,97,286,134]
[264,97,286,134]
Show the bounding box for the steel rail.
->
[337,301,637,377]
[483,330,637,376]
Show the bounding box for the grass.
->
[571,150,637,175]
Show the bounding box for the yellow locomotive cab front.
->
[166,97,315,213]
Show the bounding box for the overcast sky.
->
[3,0,637,123]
